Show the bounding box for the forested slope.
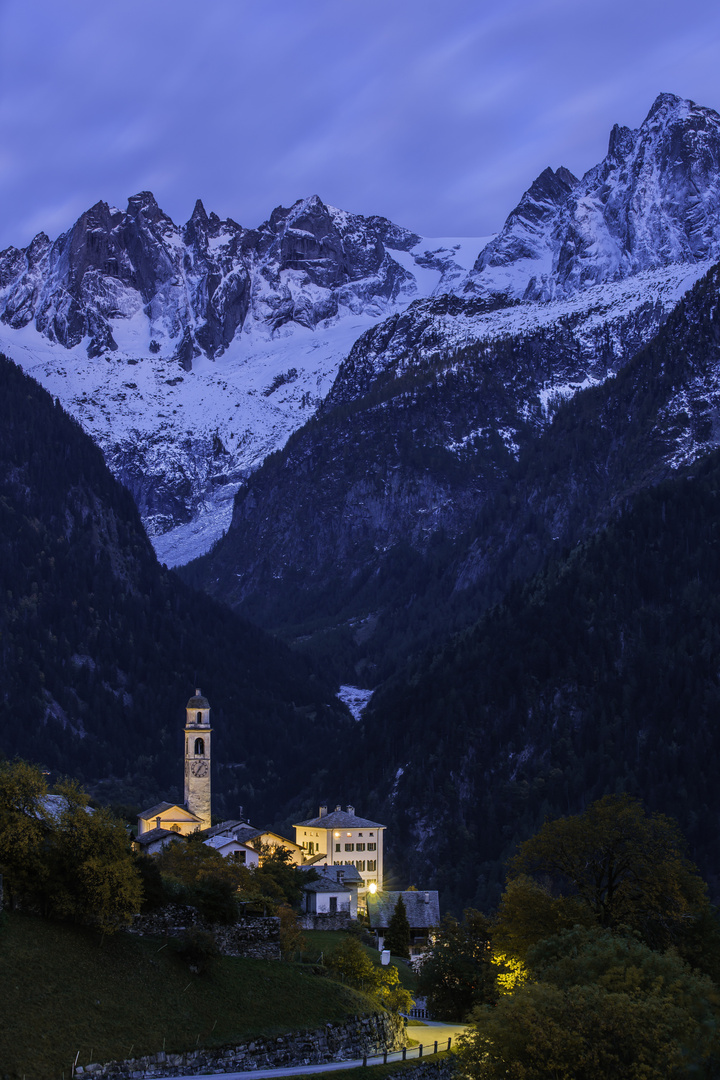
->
[0,353,351,819]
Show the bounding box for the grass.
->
[302,930,418,993]
[0,912,378,1080]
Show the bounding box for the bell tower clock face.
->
[190,760,209,778]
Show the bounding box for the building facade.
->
[293,806,385,894]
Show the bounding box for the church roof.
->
[187,689,210,708]
[138,801,202,822]
[366,890,440,931]
[294,808,384,830]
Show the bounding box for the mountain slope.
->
[0,351,352,819]
[345,450,720,912]
[0,194,480,560]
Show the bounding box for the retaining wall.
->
[75,1012,406,1078]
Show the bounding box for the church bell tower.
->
[184,689,212,830]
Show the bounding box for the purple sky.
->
[1,0,720,251]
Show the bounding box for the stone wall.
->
[128,905,281,959]
[299,911,354,931]
[75,1013,406,1078]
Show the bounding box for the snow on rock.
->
[337,685,374,721]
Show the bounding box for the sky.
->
[1,0,720,251]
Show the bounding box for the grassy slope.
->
[303,930,418,993]
[0,914,377,1080]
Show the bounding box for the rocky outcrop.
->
[467,93,720,301]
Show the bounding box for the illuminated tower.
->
[184,688,212,830]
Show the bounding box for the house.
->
[300,864,362,918]
[133,826,179,856]
[137,690,213,840]
[293,805,385,896]
[366,890,440,958]
[203,833,260,865]
[205,820,303,864]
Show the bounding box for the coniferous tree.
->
[384,894,411,959]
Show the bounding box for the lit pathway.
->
[169,1022,468,1080]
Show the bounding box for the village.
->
[134,690,440,955]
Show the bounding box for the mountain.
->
[469,92,720,301]
[184,96,720,674]
[0,350,353,820]
[0,193,482,563]
[302,262,720,910]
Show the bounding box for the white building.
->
[293,805,384,897]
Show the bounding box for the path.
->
[168,1022,468,1080]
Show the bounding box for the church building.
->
[136,689,213,842]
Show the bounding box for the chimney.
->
[424,892,430,904]
[196,687,201,696]
[335,805,341,812]
[319,805,327,818]
[346,805,355,815]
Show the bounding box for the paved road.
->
[168,1022,468,1080]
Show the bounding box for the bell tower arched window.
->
[197,711,202,724]
[194,737,205,756]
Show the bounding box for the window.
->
[356,843,365,851]
[308,841,315,855]
[335,843,341,852]
[196,711,202,724]
[356,860,365,872]
[329,897,337,914]
[345,843,354,851]
[367,842,376,851]
[194,737,205,756]
[232,850,246,863]
[367,860,376,872]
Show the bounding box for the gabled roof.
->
[293,809,384,830]
[204,834,255,853]
[303,875,353,895]
[205,819,248,839]
[138,802,201,822]
[134,827,178,847]
[367,891,440,930]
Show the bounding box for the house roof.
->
[205,819,248,839]
[138,802,202,822]
[134,827,178,847]
[303,875,353,895]
[366,891,440,930]
[204,834,255,853]
[293,809,384,830]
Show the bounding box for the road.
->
[167,1021,468,1080]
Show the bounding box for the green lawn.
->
[0,913,378,1080]
[302,930,418,993]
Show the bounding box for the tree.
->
[416,909,496,1020]
[384,894,411,959]
[277,903,306,960]
[45,778,143,932]
[326,935,379,990]
[0,759,49,907]
[458,927,720,1080]
[493,874,594,962]
[508,794,709,950]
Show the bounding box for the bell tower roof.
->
[187,688,210,709]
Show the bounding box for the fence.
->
[361,1036,454,1066]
